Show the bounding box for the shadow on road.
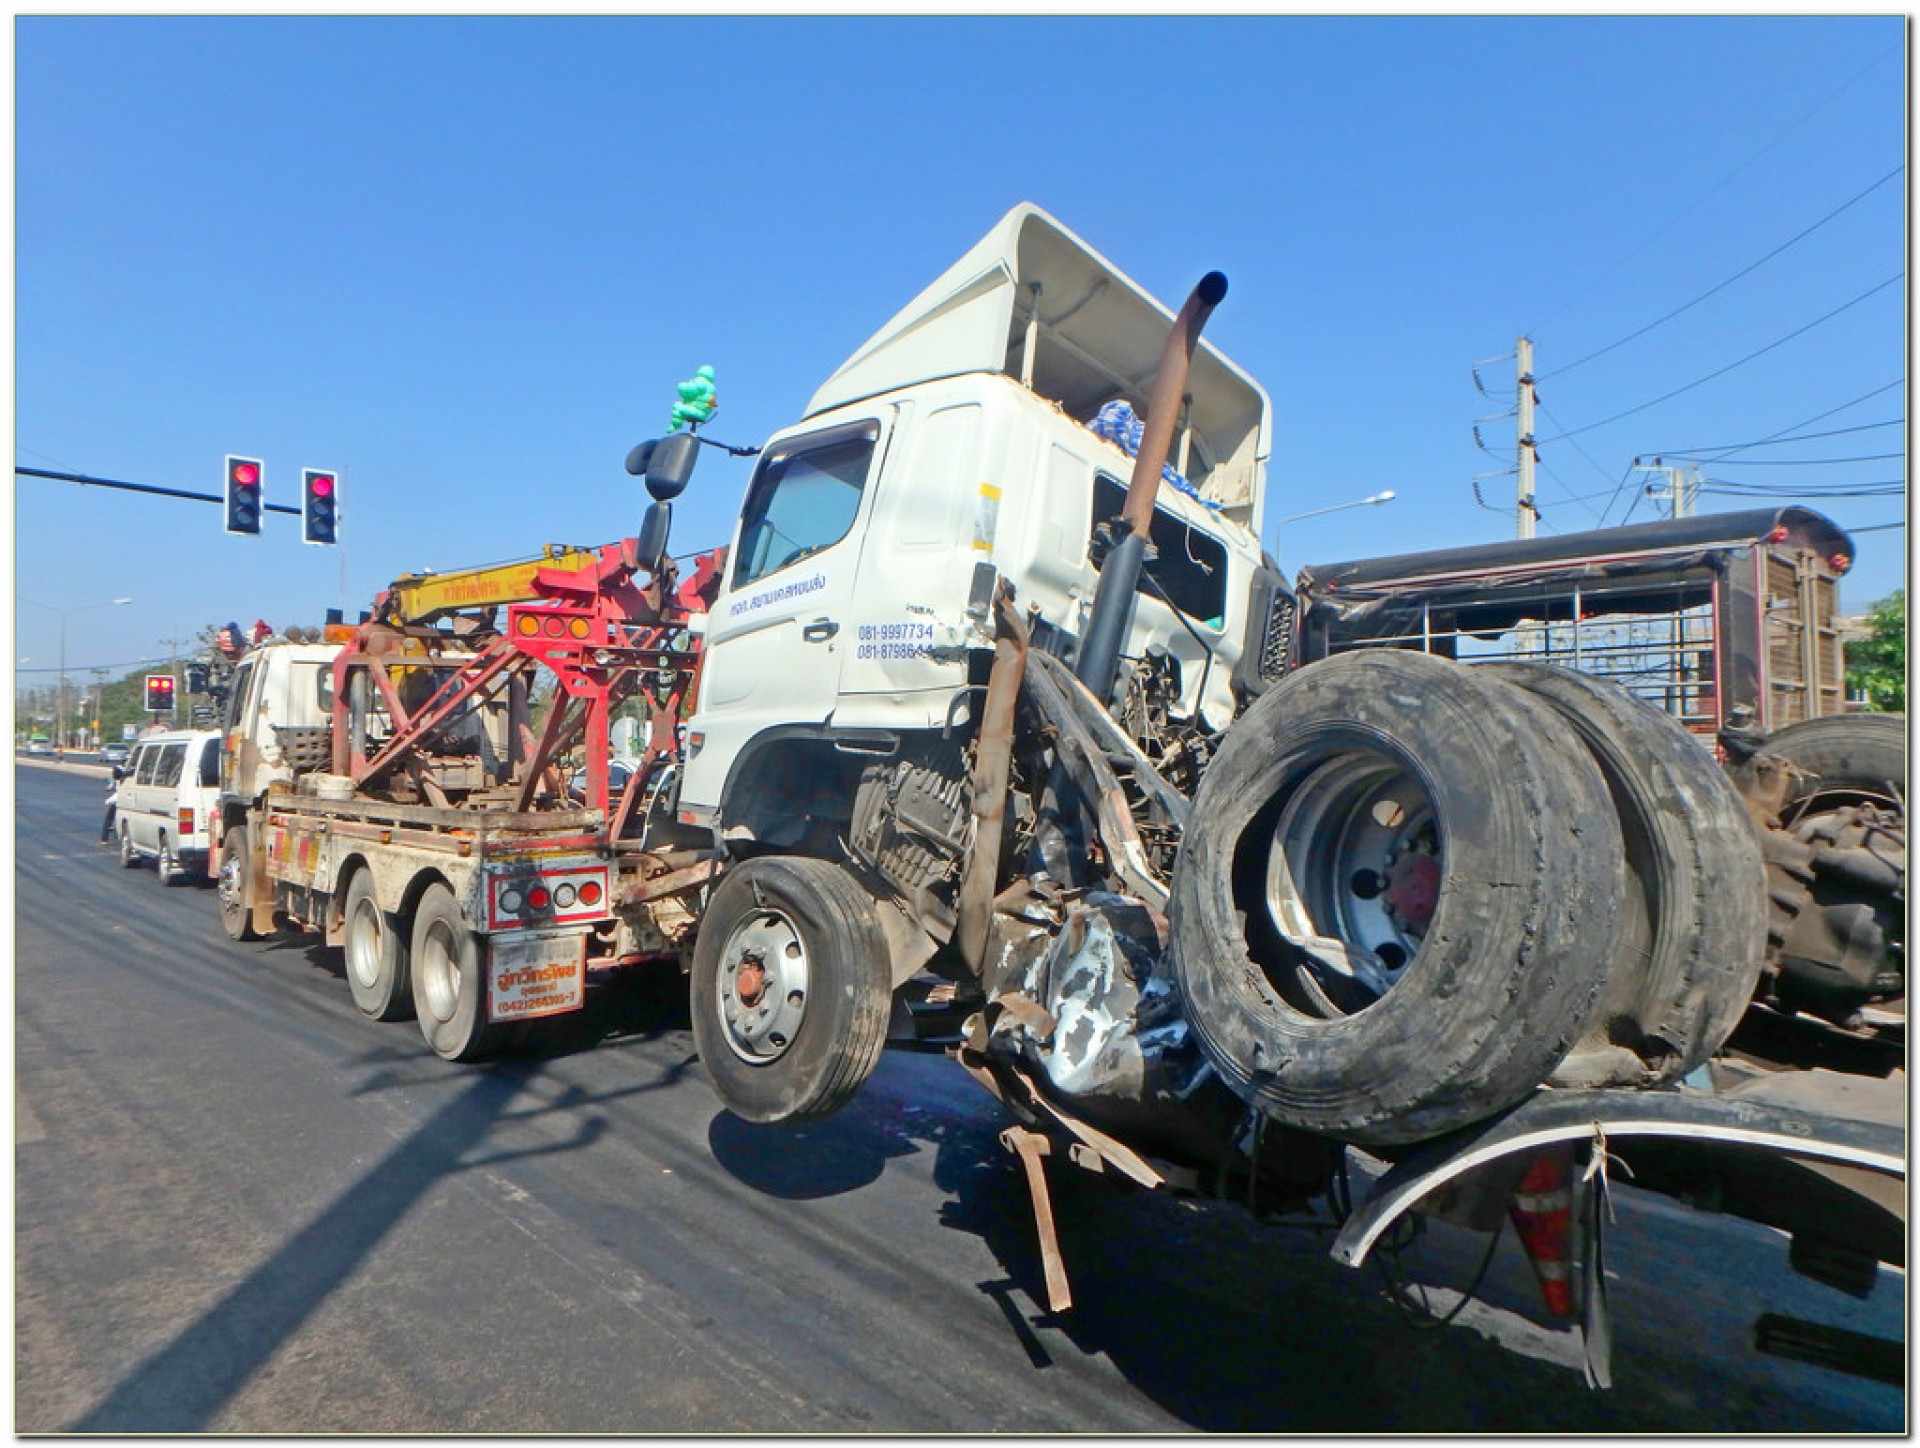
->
[65,1059,592,1433]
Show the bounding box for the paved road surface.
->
[13,764,1905,1433]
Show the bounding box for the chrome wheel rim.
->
[218,846,245,916]
[1262,750,1442,1013]
[346,893,385,991]
[417,915,461,1024]
[715,907,809,1064]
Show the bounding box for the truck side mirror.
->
[625,433,699,501]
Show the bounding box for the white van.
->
[115,729,222,885]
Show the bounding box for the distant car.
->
[25,739,52,757]
[100,743,131,767]
[566,757,641,803]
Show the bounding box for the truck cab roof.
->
[806,202,1271,536]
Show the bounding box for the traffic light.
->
[302,467,338,546]
[144,674,176,713]
[225,455,263,536]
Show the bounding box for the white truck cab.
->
[681,203,1275,835]
[219,640,343,813]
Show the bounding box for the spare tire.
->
[1170,650,1627,1147]
[1758,713,1906,818]
[1484,662,1769,1085]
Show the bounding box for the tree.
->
[1845,589,1905,713]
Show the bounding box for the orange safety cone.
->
[1508,1150,1577,1318]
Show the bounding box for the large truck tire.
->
[1757,713,1906,815]
[344,867,415,1022]
[1169,650,1627,1147]
[691,856,893,1125]
[410,881,508,1062]
[217,823,259,942]
[1484,661,1769,1084]
[1736,712,1906,1031]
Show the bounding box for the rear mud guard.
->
[1330,1081,1905,1270]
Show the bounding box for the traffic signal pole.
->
[17,466,301,517]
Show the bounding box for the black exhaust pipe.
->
[1074,270,1227,706]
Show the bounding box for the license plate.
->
[487,932,586,1023]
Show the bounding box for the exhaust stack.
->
[1074,270,1228,705]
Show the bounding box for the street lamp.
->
[1272,489,1397,560]
[17,595,133,749]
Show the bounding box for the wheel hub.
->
[734,954,768,1009]
[1263,752,1441,1008]
[718,912,808,1064]
[1384,852,1441,930]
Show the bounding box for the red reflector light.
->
[578,880,602,906]
[528,886,551,910]
[234,463,259,486]
[1830,552,1852,573]
[1766,526,1789,543]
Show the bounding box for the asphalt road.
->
[13,763,1906,1433]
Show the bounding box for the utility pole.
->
[1633,458,1700,519]
[1632,458,1704,719]
[1516,337,1538,539]
[91,668,108,749]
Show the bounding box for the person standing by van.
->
[99,767,121,844]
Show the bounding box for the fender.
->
[1332,1076,1905,1269]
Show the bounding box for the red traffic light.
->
[302,467,339,546]
[144,673,177,712]
[225,455,264,536]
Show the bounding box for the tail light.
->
[488,862,610,929]
[178,807,194,835]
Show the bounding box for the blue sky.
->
[12,13,1908,688]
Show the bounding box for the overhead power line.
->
[15,656,187,676]
[1642,417,1902,457]
[1682,379,1907,466]
[1529,42,1902,331]
[1540,165,1903,382]
[1699,478,1904,497]
[1537,273,1903,443]
[1672,451,1906,466]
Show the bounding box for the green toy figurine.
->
[669,365,718,432]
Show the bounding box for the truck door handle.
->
[802,619,839,643]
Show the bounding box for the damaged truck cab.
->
[679,205,1270,850]
[670,204,1901,1361]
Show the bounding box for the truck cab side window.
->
[224,662,254,734]
[1090,474,1229,626]
[732,423,878,590]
